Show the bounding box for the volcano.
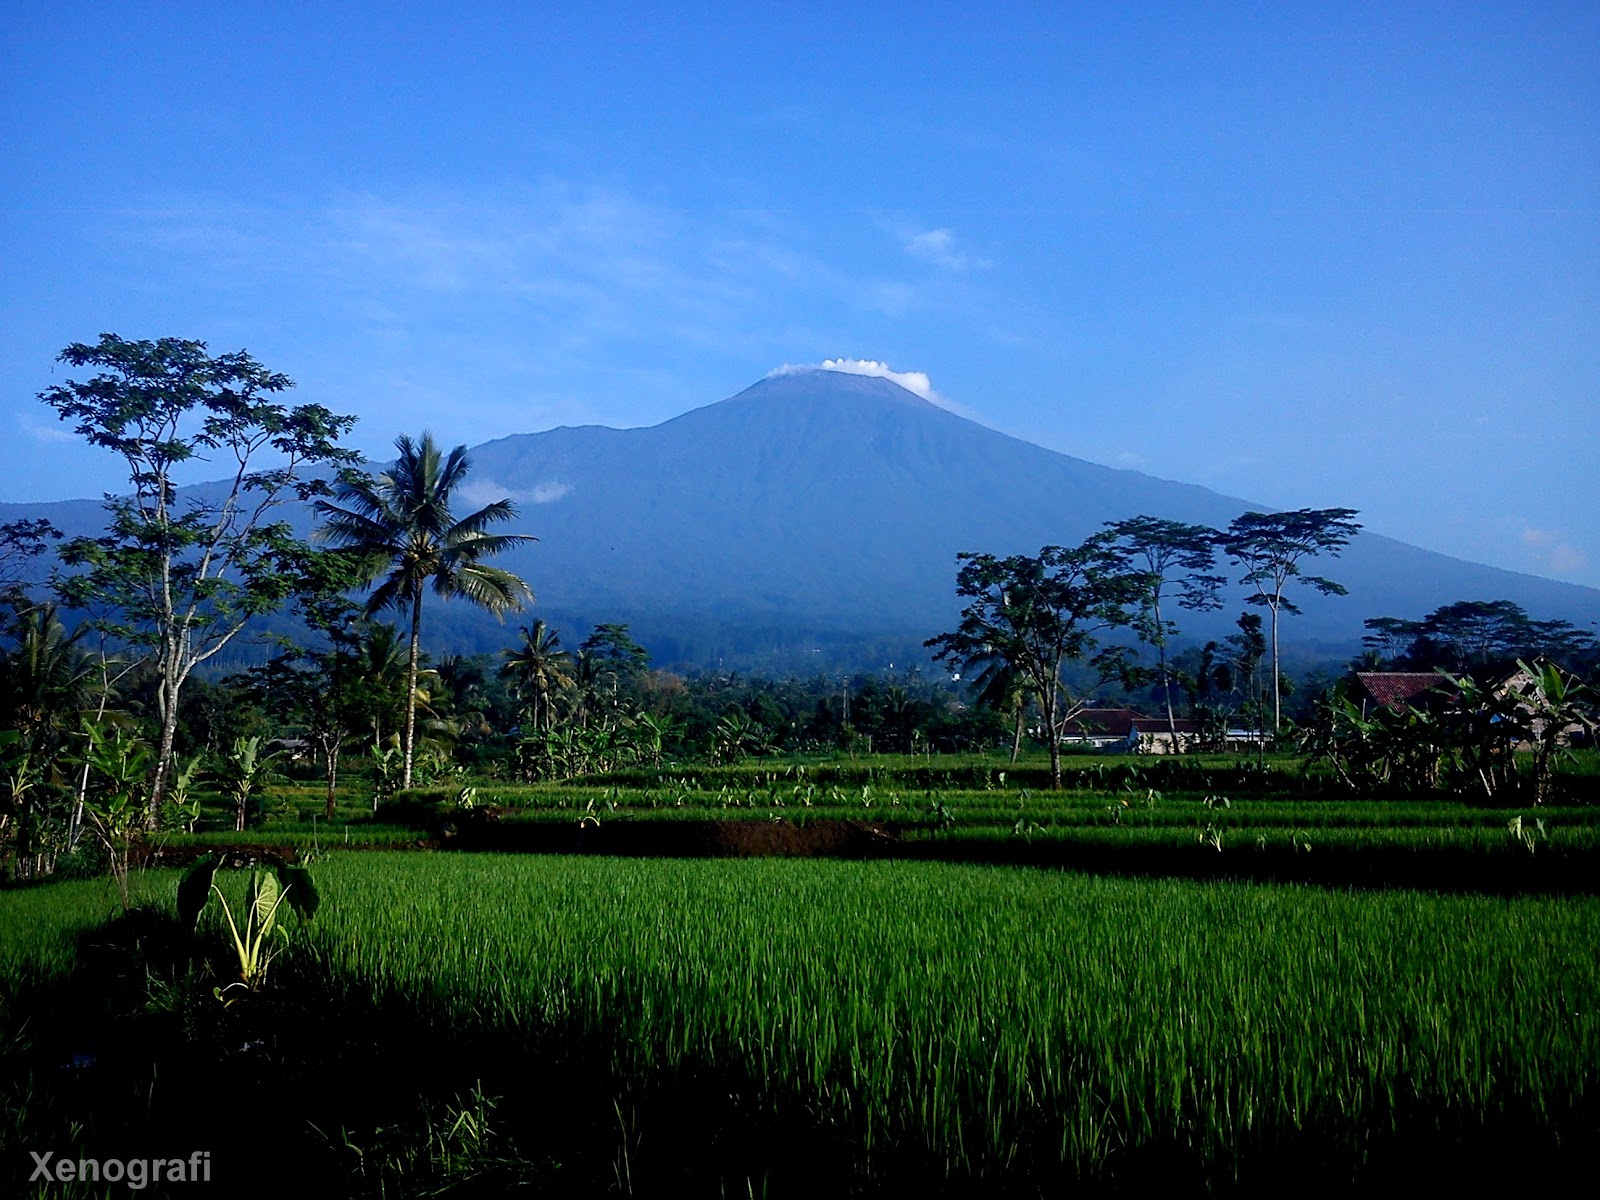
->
[5,367,1597,669]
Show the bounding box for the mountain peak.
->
[759,359,941,402]
[734,367,938,407]
[659,363,960,446]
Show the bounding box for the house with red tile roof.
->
[1350,672,1451,713]
[1352,661,1588,748]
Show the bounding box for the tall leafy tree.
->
[567,623,649,734]
[1103,516,1225,748]
[926,538,1140,790]
[313,432,534,789]
[1426,600,1541,667]
[1174,638,1231,750]
[1221,508,1361,733]
[247,645,362,819]
[353,622,412,745]
[244,553,390,818]
[1358,616,1421,667]
[1226,613,1268,748]
[434,654,499,746]
[40,334,359,824]
[578,623,649,697]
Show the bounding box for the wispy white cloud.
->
[128,186,796,352]
[1521,526,1587,575]
[527,480,573,504]
[18,414,75,444]
[130,186,914,358]
[456,477,573,509]
[106,184,1000,449]
[903,227,991,272]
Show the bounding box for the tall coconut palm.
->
[500,620,574,734]
[314,433,534,789]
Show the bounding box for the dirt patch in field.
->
[130,840,426,869]
[442,814,901,859]
[132,842,306,869]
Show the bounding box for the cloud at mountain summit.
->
[766,358,945,405]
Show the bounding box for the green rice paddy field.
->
[3,848,1597,1195]
[154,750,1600,894]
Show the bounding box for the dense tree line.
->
[1361,599,1598,674]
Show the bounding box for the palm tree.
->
[0,600,101,872]
[569,649,605,730]
[0,600,99,751]
[354,622,410,746]
[500,620,575,734]
[314,433,535,789]
[966,650,1030,763]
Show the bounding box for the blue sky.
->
[3,2,1597,591]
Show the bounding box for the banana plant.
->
[1440,672,1530,801]
[1504,659,1596,805]
[630,710,677,768]
[1,731,35,872]
[179,853,319,999]
[711,711,769,765]
[213,736,283,832]
[368,740,403,811]
[159,755,205,832]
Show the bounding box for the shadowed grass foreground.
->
[5,854,1593,1194]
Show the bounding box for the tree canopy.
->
[1362,599,1598,673]
[925,539,1141,789]
[1103,515,1224,745]
[1222,507,1361,732]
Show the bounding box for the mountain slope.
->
[4,368,1597,665]
[461,369,1599,638]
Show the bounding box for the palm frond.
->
[313,504,405,552]
[445,499,526,541]
[364,573,412,618]
[437,564,533,615]
[436,442,473,498]
[319,474,402,525]
[437,534,536,573]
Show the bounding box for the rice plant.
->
[287,853,1600,1187]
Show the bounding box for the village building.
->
[1060,708,1200,755]
[1349,672,1450,713]
[1351,661,1588,748]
